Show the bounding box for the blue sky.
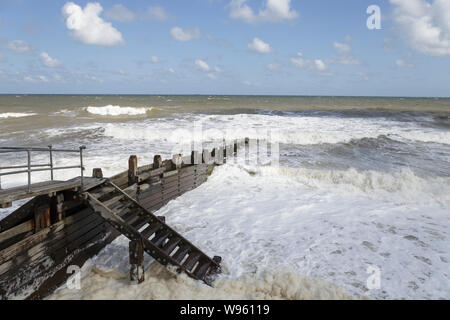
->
[0,0,449,96]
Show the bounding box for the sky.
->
[0,0,449,96]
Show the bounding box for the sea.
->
[0,94,449,300]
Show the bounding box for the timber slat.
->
[162,237,182,255]
[151,230,171,247]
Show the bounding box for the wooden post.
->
[153,155,163,169]
[191,151,200,165]
[202,150,211,164]
[129,239,145,284]
[172,154,183,169]
[92,168,103,179]
[128,155,138,186]
[216,147,224,165]
[50,193,66,222]
[34,204,50,232]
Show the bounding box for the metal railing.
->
[0,145,86,192]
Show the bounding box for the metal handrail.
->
[0,145,86,193]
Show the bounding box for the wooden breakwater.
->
[0,140,241,300]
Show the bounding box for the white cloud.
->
[40,52,62,67]
[390,0,450,56]
[147,6,169,21]
[62,2,124,47]
[396,59,414,68]
[104,4,135,22]
[248,37,272,53]
[214,66,223,73]
[291,52,328,72]
[170,27,201,42]
[24,75,49,83]
[6,40,32,53]
[168,68,175,74]
[150,56,159,63]
[195,59,211,72]
[333,42,351,54]
[207,73,216,79]
[330,38,361,65]
[228,0,298,24]
[314,59,327,72]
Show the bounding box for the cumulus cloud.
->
[6,40,32,53]
[62,2,124,46]
[40,52,62,67]
[291,52,328,72]
[104,4,135,22]
[390,0,450,56]
[170,27,201,42]
[248,37,272,53]
[228,0,298,24]
[150,56,159,63]
[195,59,211,72]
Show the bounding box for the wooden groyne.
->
[0,141,242,300]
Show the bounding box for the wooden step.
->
[152,229,171,247]
[182,252,202,272]
[141,223,162,239]
[162,237,182,255]
[193,261,212,279]
[172,245,190,263]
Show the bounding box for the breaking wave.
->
[0,112,37,119]
[100,113,450,145]
[243,165,450,204]
[85,105,154,116]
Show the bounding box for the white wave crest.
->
[85,105,153,116]
[0,112,37,119]
[100,113,450,145]
[245,165,450,204]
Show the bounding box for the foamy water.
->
[85,105,153,116]
[0,112,36,118]
[1,95,449,300]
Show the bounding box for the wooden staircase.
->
[84,181,221,285]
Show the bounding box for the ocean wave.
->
[0,112,37,119]
[98,113,450,145]
[85,105,154,116]
[241,165,450,204]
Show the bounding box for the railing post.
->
[79,146,85,190]
[27,149,31,193]
[48,145,54,181]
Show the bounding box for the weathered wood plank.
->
[0,220,34,244]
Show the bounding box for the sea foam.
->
[49,263,355,300]
[0,112,36,119]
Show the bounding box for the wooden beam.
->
[129,239,145,284]
[92,168,103,179]
[153,155,163,169]
[128,156,138,186]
